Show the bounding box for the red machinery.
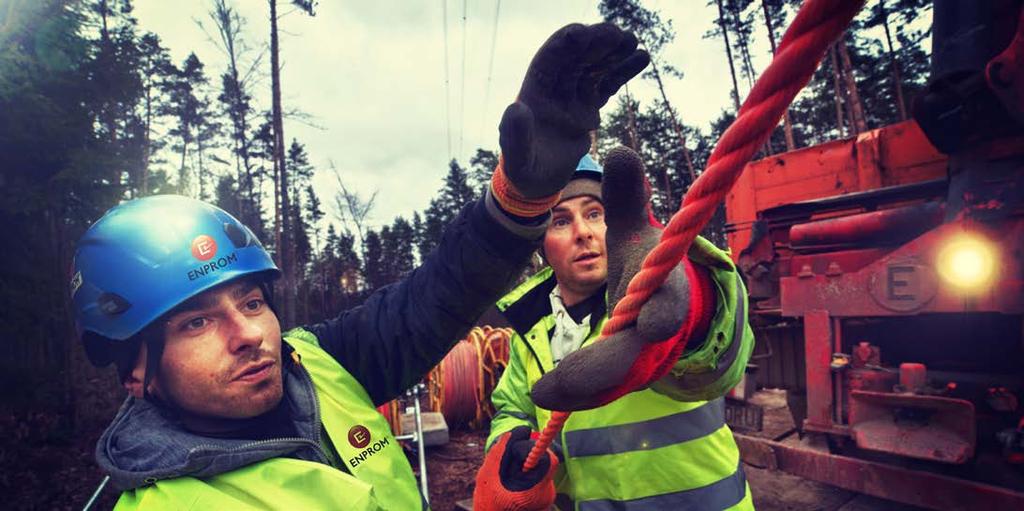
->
[725,1,1024,509]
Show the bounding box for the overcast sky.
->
[134,1,775,230]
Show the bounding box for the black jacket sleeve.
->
[304,197,542,405]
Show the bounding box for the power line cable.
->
[442,0,452,162]
[458,0,467,160]
[478,0,501,148]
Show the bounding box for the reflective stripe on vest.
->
[513,316,746,506]
[495,236,753,509]
[565,399,725,458]
[577,464,747,511]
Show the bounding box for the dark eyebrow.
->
[553,197,602,215]
[167,281,260,318]
[231,281,259,299]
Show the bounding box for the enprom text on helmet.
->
[187,252,239,281]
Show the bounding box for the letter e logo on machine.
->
[191,235,218,261]
[348,425,371,448]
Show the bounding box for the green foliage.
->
[419,159,477,259]
[468,148,498,195]
[0,0,139,421]
[0,0,939,421]
[598,95,693,222]
[362,229,387,291]
[599,0,676,56]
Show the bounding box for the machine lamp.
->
[935,233,997,291]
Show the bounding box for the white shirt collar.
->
[548,285,592,366]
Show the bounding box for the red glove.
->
[473,427,559,511]
[531,147,716,412]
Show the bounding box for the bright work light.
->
[936,233,997,291]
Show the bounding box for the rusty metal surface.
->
[788,202,944,250]
[726,120,948,261]
[735,433,1024,511]
[753,324,806,391]
[804,310,834,432]
[848,390,976,464]
[781,219,1024,317]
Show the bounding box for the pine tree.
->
[411,211,429,264]
[600,0,697,192]
[760,0,796,151]
[598,96,704,221]
[468,149,499,196]
[161,53,209,197]
[0,0,156,431]
[853,0,932,127]
[420,160,476,256]
[362,229,387,291]
[383,217,416,282]
[268,0,316,326]
[136,32,173,195]
[204,0,263,232]
[710,0,742,111]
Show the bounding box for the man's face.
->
[543,196,608,304]
[135,278,284,420]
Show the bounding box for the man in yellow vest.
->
[72,23,650,510]
[474,147,756,510]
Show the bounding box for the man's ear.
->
[123,342,148,398]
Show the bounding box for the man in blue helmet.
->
[72,23,650,510]
[474,146,756,510]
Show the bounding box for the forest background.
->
[0,0,931,507]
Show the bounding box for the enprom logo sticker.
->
[348,425,371,448]
[191,235,218,261]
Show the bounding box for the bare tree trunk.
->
[726,2,771,156]
[649,60,696,184]
[99,0,118,147]
[762,0,795,151]
[878,0,907,120]
[624,84,639,151]
[269,0,294,326]
[729,0,756,91]
[197,135,206,200]
[142,76,152,196]
[838,38,868,134]
[716,0,742,112]
[829,44,846,138]
[214,0,259,217]
[179,137,189,194]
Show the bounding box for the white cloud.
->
[135,0,774,230]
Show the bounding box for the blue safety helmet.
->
[575,153,603,180]
[559,154,604,204]
[71,195,279,344]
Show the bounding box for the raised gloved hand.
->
[530,147,716,411]
[491,23,650,217]
[473,426,560,511]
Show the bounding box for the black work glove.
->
[493,23,650,213]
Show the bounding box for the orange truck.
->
[723,1,1024,508]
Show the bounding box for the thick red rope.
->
[523,0,865,472]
